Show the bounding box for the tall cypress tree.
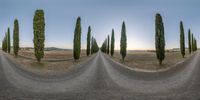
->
[2,37,5,52]
[5,33,8,52]
[2,35,4,52]
[196,39,198,51]
[193,38,195,51]
[2,40,3,52]
[86,26,91,56]
[188,29,191,54]
[107,35,110,54]
[105,38,107,53]
[91,37,94,54]
[194,39,197,51]
[13,19,19,56]
[33,9,45,62]
[180,21,185,58]
[101,39,107,53]
[1,40,3,51]
[193,38,197,51]
[73,17,81,60]
[93,38,99,53]
[120,22,127,62]
[195,39,198,51]
[155,13,165,65]
[191,34,194,52]
[7,28,11,53]
[111,29,115,57]
[2,34,7,52]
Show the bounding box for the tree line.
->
[101,13,198,65]
[74,17,99,60]
[2,21,19,56]
[1,10,198,65]
[101,28,116,57]
[2,9,99,63]
[152,13,198,65]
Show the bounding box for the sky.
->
[0,0,199,50]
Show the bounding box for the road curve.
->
[101,52,200,93]
[0,51,200,100]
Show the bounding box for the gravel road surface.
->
[0,51,200,100]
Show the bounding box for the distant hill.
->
[44,47,72,51]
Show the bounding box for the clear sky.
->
[0,0,199,50]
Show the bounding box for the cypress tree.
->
[194,38,197,51]
[101,39,107,53]
[107,35,110,54]
[105,38,107,53]
[2,35,4,51]
[86,26,91,56]
[93,38,99,53]
[13,19,19,56]
[91,37,94,54]
[73,17,81,60]
[104,39,107,53]
[101,41,104,52]
[2,37,4,52]
[196,39,198,51]
[192,38,195,52]
[155,13,165,65]
[91,37,99,54]
[111,29,115,57]
[2,35,7,52]
[194,39,196,51]
[1,40,3,51]
[33,9,45,62]
[180,21,185,58]
[2,38,5,52]
[191,34,194,52]
[7,28,11,53]
[120,21,127,62]
[1,41,3,51]
[188,29,191,54]
[5,33,8,52]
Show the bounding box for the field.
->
[18,49,87,60]
[7,49,194,75]
[112,50,192,70]
[8,49,89,76]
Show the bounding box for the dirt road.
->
[0,51,200,100]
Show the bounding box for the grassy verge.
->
[112,50,192,70]
[7,50,89,76]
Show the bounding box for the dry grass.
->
[9,50,89,76]
[18,49,87,60]
[112,50,191,70]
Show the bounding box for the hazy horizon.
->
[10,46,191,51]
[0,0,199,50]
